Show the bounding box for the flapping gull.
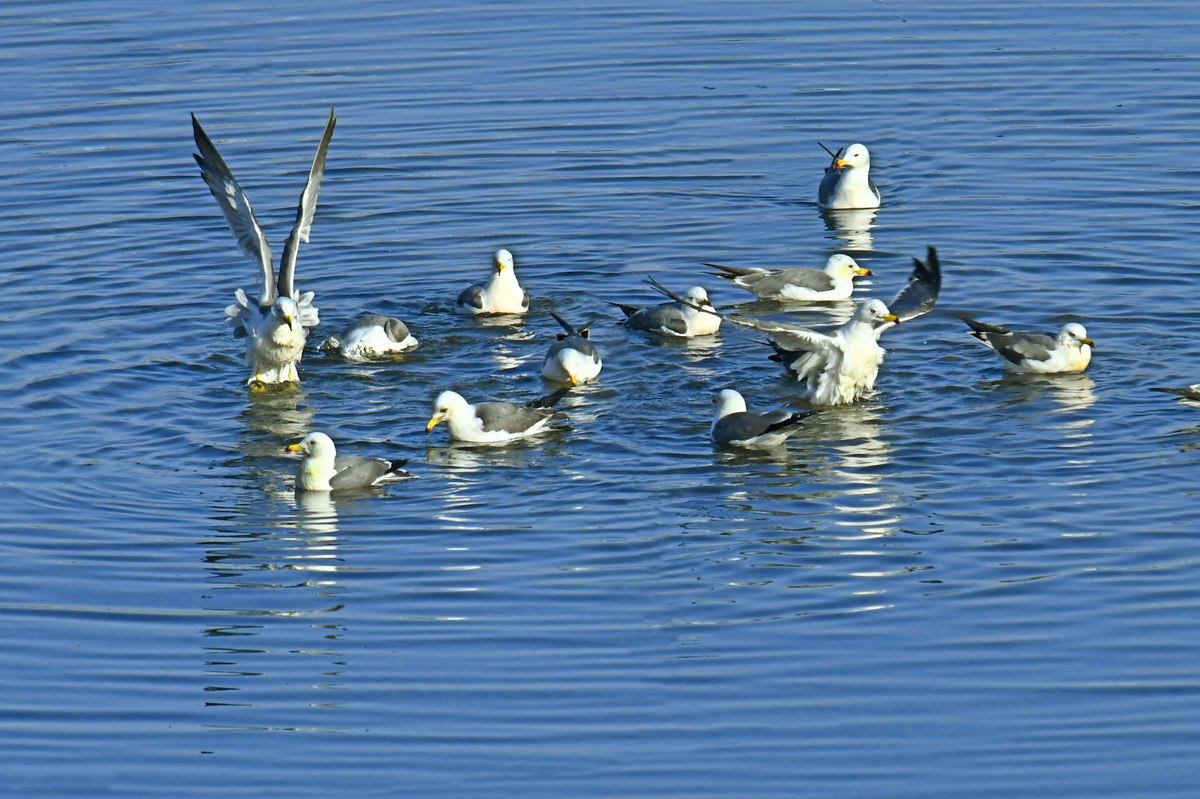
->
[426,387,569,444]
[457,248,530,315]
[611,286,721,337]
[542,311,602,385]
[711,389,814,448]
[648,247,941,406]
[285,431,412,492]
[707,253,871,301]
[321,313,418,361]
[960,316,1095,374]
[818,142,880,210]
[193,108,335,387]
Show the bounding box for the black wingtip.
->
[527,387,571,409]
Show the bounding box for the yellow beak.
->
[884,313,900,324]
[1082,337,1096,348]
[285,443,303,453]
[835,158,850,169]
[426,414,444,433]
[856,267,873,276]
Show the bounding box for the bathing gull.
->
[541,311,602,385]
[321,313,418,361]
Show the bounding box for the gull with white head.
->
[960,316,1095,374]
[541,311,602,385]
[611,286,721,338]
[457,248,530,315]
[192,108,335,387]
[711,389,814,448]
[427,388,570,444]
[706,253,871,301]
[285,431,412,492]
[818,142,880,210]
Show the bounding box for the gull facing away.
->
[192,108,336,387]
[706,253,871,301]
[286,431,412,492]
[959,316,1095,374]
[426,388,570,444]
[818,143,880,210]
[541,311,602,385]
[711,389,814,448]
[457,248,530,315]
[649,247,942,406]
[611,286,721,338]
[321,313,418,361]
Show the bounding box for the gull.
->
[541,311,602,385]
[1150,384,1200,403]
[426,388,570,444]
[321,313,418,361]
[285,431,412,492]
[192,108,336,387]
[457,248,530,314]
[711,389,814,448]
[611,286,721,337]
[960,317,1095,374]
[706,253,872,301]
[818,142,880,210]
[649,247,941,406]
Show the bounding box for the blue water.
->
[3,1,1200,796]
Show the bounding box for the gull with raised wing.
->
[192,108,336,387]
[541,311,602,385]
[649,247,941,406]
[711,389,814,448]
[960,316,1095,374]
[457,248,530,315]
[817,142,880,210]
[706,253,871,301]
[286,431,412,492]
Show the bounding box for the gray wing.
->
[192,113,275,303]
[278,107,336,299]
[818,168,844,207]
[993,331,1057,364]
[1150,385,1200,400]
[474,401,557,434]
[889,246,941,322]
[756,267,837,295]
[329,455,399,490]
[457,283,485,309]
[546,334,599,361]
[714,410,811,445]
[626,303,689,335]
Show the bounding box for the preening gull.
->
[541,311,602,385]
[192,108,336,387]
[706,253,871,301]
[960,317,1095,374]
[711,389,814,448]
[649,247,941,406]
[286,431,412,492]
[457,248,530,315]
[321,313,418,361]
[612,286,721,338]
[818,143,880,210]
[426,388,570,444]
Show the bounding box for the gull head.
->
[685,286,713,310]
[835,143,871,170]
[826,253,871,279]
[272,296,300,330]
[858,298,900,327]
[493,248,514,273]
[286,431,336,459]
[427,390,471,432]
[713,389,748,419]
[1060,322,1095,350]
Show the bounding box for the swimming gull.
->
[706,253,871,301]
[959,316,1095,374]
[648,247,941,406]
[426,387,570,444]
[817,142,880,210]
[611,286,721,337]
[711,389,814,448]
[285,431,412,492]
[321,313,418,361]
[457,248,530,315]
[541,311,602,385]
[192,108,335,387]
